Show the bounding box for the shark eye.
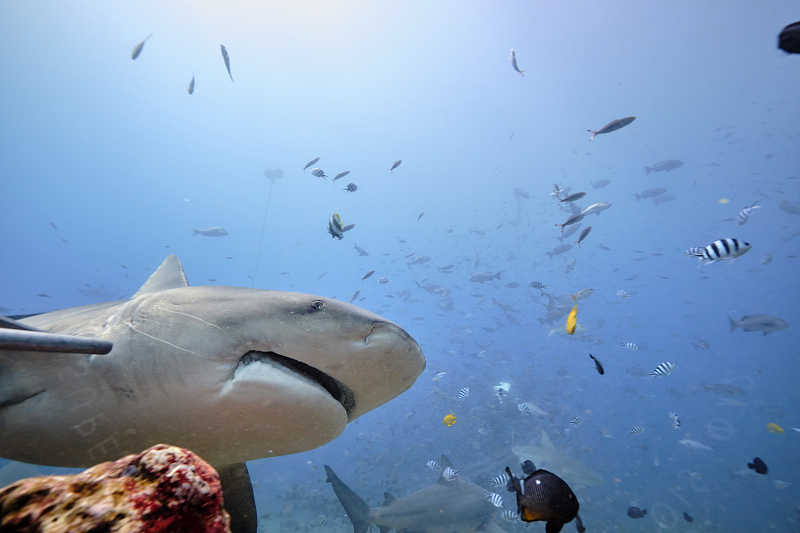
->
[309,300,326,312]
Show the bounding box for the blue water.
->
[2,1,799,531]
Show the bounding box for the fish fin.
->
[217,463,257,533]
[324,465,371,533]
[545,522,565,533]
[574,514,586,533]
[382,492,395,506]
[342,224,355,232]
[133,255,189,298]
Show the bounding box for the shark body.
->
[325,456,505,533]
[0,255,425,532]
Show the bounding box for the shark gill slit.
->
[236,351,355,417]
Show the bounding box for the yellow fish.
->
[565,305,578,335]
[719,197,730,204]
[767,422,784,433]
[442,413,457,427]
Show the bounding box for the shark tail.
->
[324,465,371,533]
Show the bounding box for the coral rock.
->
[0,444,231,533]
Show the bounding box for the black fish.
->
[747,456,768,475]
[505,462,585,533]
[344,182,358,192]
[588,354,604,375]
[220,44,234,81]
[627,506,647,518]
[361,270,375,280]
[778,21,800,54]
[683,512,694,523]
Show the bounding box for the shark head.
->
[0,255,425,467]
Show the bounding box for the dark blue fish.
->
[220,44,234,81]
[778,21,800,54]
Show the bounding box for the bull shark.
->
[0,255,425,533]
[511,431,603,490]
[324,456,506,533]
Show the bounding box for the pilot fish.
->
[510,49,524,76]
[220,44,234,81]
[587,116,635,141]
[505,461,586,533]
[686,238,751,263]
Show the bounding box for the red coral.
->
[0,444,230,533]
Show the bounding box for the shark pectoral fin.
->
[218,462,257,533]
[324,465,371,533]
[133,254,189,298]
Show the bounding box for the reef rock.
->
[0,444,231,533]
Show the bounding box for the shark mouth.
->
[236,351,355,417]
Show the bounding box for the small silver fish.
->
[576,226,592,246]
[361,270,375,280]
[304,157,320,171]
[220,44,234,81]
[737,201,761,225]
[389,159,402,172]
[587,116,636,141]
[560,192,587,203]
[131,34,152,60]
[510,48,524,76]
[187,75,195,95]
[349,289,360,303]
[333,170,350,181]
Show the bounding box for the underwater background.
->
[2,1,799,531]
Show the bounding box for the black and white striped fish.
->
[501,510,520,521]
[425,459,440,471]
[738,201,761,225]
[485,491,504,508]
[630,425,644,434]
[668,411,681,430]
[650,361,676,376]
[517,402,532,416]
[442,467,458,481]
[621,341,639,351]
[489,472,510,489]
[456,386,470,401]
[569,416,582,425]
[686,238,751,263]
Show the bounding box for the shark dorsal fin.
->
[437,454,455,484]
[133,255,189,298]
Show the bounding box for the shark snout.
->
[342,320,425,420]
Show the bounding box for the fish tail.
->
[645,166,651,175]
[192,229,199,236]
[324,465,371,533]
[587,129,596,141]
[728,314,738,332]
